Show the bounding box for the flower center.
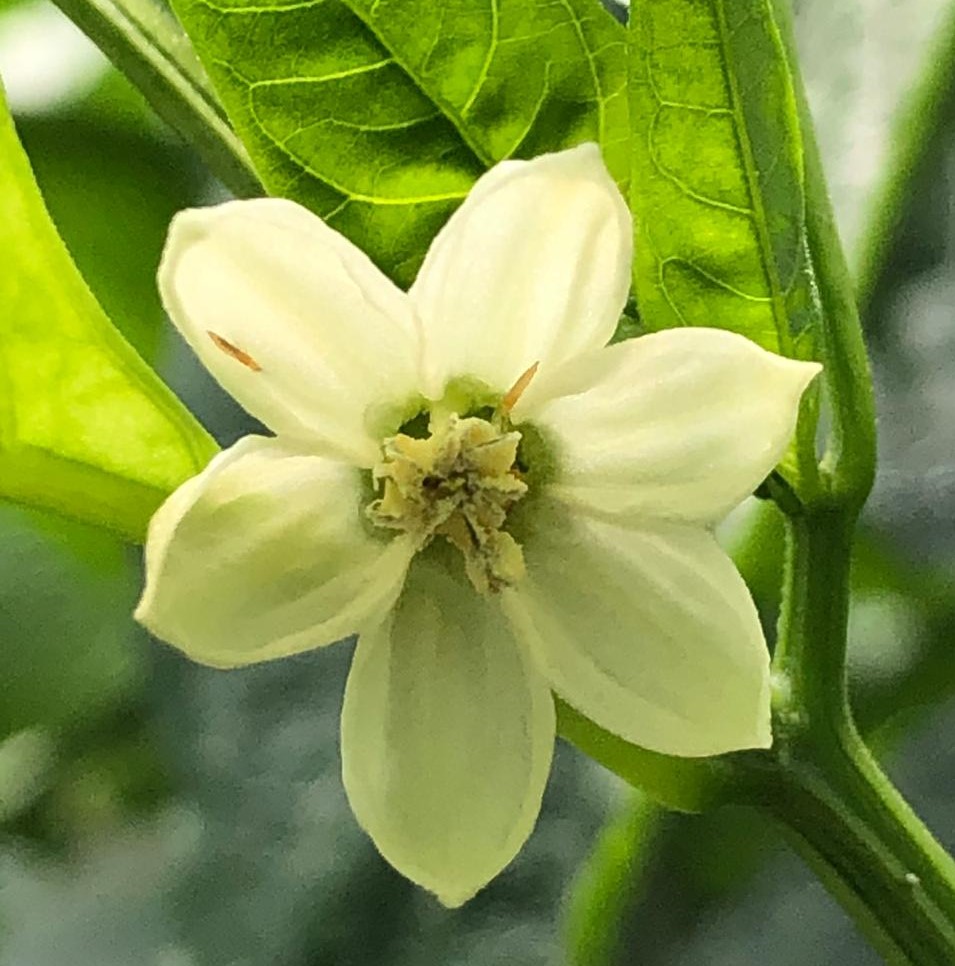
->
[366,414,527,595]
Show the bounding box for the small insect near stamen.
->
[501,361,539,413]
[207,331,262,371]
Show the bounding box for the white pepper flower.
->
[136,144,820,906]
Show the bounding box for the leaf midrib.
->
[713,0,796,356]
[345,0,626,180]
[200,0,622,198]
[339,0,500,169]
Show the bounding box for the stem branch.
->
[739,508,955,963]
[743,750,955,966]
[50,0,262,198]
[734,11,955,959]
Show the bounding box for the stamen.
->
[207,331,262,371]
[367,415,528,594]
[501,361,539,413]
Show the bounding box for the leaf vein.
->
[461,0,500,115]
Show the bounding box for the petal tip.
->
[160,198,318,276]
[157,205,219,300]
[434,882,482,909]
[781,356,824,392]
[163,203,218,250]
[523,141,614,189]
[754,725,774,751]
[557,141,614,184]
[563,140,603,164]
[131,595,149,627]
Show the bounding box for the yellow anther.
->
[501,361,539,413]
[367,414,527,593]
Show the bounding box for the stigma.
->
[367,415,527,594]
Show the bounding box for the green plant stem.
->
[743,753,955,965]
[740,508,955,964]
[797,120,877,506]
[772,514,955,923]
[729,13,955,959]
[49,0,262,198]
[772,509,854,727]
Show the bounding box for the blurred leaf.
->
[793,0,955,295]
[169,0,628,283]
[0,505,141,739]
[0,729,55,822]
[628,0,817,359]
[16,107,199,359]
[0,82,216,539]
[564,793,659,966]
[725,500,786,618]
[6,706,173,846]
[849,532,955,739]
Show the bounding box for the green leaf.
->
[168,0,628,283]
[17,99,203,360]
[564,792,659,966]
[0,82,217,541]
[0,505,141,739]
[628,0,817,360]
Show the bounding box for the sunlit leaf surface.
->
[169,0,629,283]
[628,0,817,358]
[0,82,216,539]
[18,104,200,358]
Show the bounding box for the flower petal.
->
[519,328,820,525]
[159,198,421,466]
[410,144,631,398]
[341,550,555,906]
[135,436,414,667]
[504,504,771,757]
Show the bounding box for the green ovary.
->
[366,414,528,595]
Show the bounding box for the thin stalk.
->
[750,505,955,962]
[801,103,877,506]
[564,794,659,966]
[741,750,955,966]
[771,0,877,509]
[50,0,262,198]
[772,509,854,729]
[750,12,955,954]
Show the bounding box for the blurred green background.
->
[1,0,955,962]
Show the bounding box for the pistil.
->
[367,414,528,594]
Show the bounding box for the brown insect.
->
[207,331,262,371]
[501,361,539,413]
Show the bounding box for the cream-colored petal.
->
[135,436,414,667]
[504,504,771,757]
[341,550,555,906]
[159,198,421,466]
[410,144,631,399]
[519,328,820,525]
